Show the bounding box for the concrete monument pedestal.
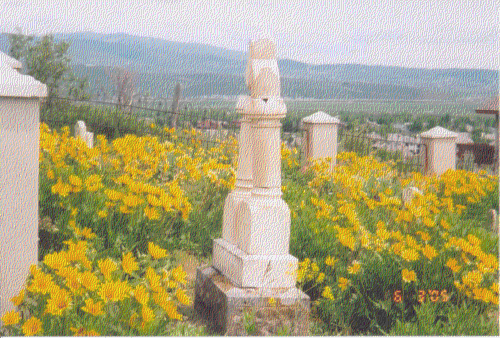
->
[213,238,297,288]
[194,266,310,335]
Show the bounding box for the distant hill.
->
[0,32,497,100]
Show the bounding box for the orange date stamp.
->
[393,289,449,303]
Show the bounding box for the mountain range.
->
[0,31,497,101]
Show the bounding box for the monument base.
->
[213,238,297,288]
[194,266,310,336]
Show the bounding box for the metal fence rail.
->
[337,127,427,174]
[42,96,498,176]
[40,97,241,151]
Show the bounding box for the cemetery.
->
[0,39,499,336]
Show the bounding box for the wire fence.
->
[40,96,242,151]
[336,127,427,175]
[42,96,497,176]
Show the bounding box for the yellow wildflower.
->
[43,251,69,271]
[338,277,350,291]
[99,280,132,303]
[97,209,108,218]
[440,219,451,230]
[147,194,162,207]
[122,252,139,274]
[163,300,183,320]
[80,271,100,291]
[422,244,438,261]
[176,288,192,305]
[75,227,96,239]
[146,267,162,292]
[1,311,21,326]
[462,270,483,288]
[45,287,72,316]
[134,285,150,305]
[28,269,55,295]
[446,258,461,273]
[171,265,188,285]
[10,289,25,307]
[325,256,337,267]
[144,206,160,220]
[129,312,140,328]
[85,174,103,192]
[142,305,155,323]
[402,269,417,283]
[97,258,117,280]
[422,217,435,228]
[347,261,361,275]
[104,189,122,201]
[322,286,335,300]
[81,298,104,316]
[122,193,143,208]
[47,169,55,180]
[316,272,326,283]
[467,234,481,247]
[335,226,356,251]
[22,317,42,336]
[416,231,431,242]
[401,248,419,262]
[148,242,168,259]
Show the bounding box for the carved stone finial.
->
[245,38,281,100]
[249,38,276,59]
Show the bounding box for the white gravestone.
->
[213,39,297,288]
[74,120,93,148]
[0,53,47,319]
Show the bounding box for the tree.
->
[427,116,437,130]
[171,83,183,128]
[408,119,423,133]
[108,66,137,108]
[472,128,486,144]
[440,113,451,126]
[6,27,33,62]
[6,31,89,102]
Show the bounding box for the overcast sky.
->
[1,0,498,69]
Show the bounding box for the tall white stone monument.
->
[195,39,309,335]
[213,38,297,288]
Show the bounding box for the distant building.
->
[455,132,473,145]
[197,119,225,130]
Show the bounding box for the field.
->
[178,98,486,117]
[1,116,498,336]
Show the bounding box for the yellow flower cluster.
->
[39,123,241,226]
[3,239,190,335]
[300,151,498,306]
[295,258,326,286]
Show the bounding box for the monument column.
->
[220,95,253,246]
[195,38,309,335]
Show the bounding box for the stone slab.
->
[194,266,310,336]
[213,238,297,288]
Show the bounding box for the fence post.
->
[301,111,340,171]
[0,53,47,318]
[171,83,182,129]
[419,126,458,176]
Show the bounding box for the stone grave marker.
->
[194,38,309,335]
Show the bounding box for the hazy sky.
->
[1,0,498,69]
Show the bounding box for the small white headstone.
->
[85,132,94,148]
[402,186,423,205]
[74,121,93,148]
[75,120,87,139]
